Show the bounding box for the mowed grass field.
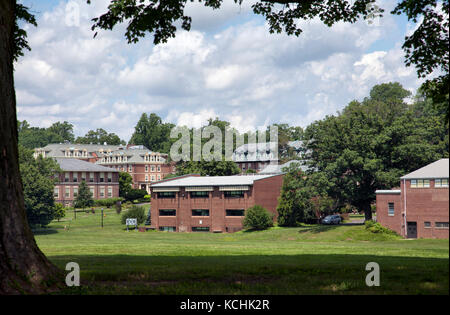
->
[34,208,449,295]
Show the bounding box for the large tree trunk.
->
[362,200,373,221]
[0,0,62,294]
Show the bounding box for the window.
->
[435,178,449,187]
[107,173,112,183]
[65,187,70,198]
[100,172,104,183]
[89,186,95,198]
[145,175,149,182]
[64,173,70,182]
[157,175,161,181]
[435,222,449,229]
[81,172,86,182]
[411,179,430,188]
[388,203,394,216]
[145,165,149,172]
[190,191,209,198]
[100,187,105,198]
[128,166,132,172]
[224,191,245,198]
[192,227,210,232]
[151,165,155,172]
[73,187,78,198]
[157,165,161,172]
[159,209,176,216]
[89,172,94,183]
[108,187,112,198]
[424,222,431,228]
[157,192,176,198]
[73,172,78,183]
[159,226,176,232]
[54,187,59,198]
[151,175,155,182]
[226,209,245,217]
[192,209,210,216]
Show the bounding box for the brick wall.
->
[151,175,284,232]
[376,179,449,239]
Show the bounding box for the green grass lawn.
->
[34,208,449,294]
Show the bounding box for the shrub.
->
[243,205,274,230]
[121,205,146,225]
[53,203,66,222]
[94,197,124,208]
[365,220,398,235]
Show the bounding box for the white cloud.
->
[15,0,424,142]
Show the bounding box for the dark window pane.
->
[224,191,245,198]
[192,209,209,216]
[226,210,245,216]
[157,192,176,198]
[159,209,176,216]
[192,227,210,232]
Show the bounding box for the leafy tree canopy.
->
[302,82,448,220]
[19,145,61,227]
[75,128,126,145]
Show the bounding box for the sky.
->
[16,0,424,142]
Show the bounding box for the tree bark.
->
[0,0,62,294]
[362,200,373,221]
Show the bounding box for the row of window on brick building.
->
[54,185,114,199]
[60,172,114,183]
[410,178,448,188]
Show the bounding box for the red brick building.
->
[54,158,120,207]
[376,159,449,239]
[149,174,284,232]
[95,146,176,193]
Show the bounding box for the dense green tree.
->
[75,128,125,145]
[125,189,148,202]
[303,83,448,220]
[19,146,61,227]
[277,164,331,226]
[47,121,75,143]
[175,160,240,176]
[53,203,66,222]
[74,180,94,210]
[119,172,133,199]
[129,113,175,153]
[243,205,274,230]
[18,122,64,149]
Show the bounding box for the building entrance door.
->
[407,222,417,238]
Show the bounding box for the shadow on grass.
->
[47,254,449,295]
[32,228,60,235]
[298,224,341,234]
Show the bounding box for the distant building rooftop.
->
[401,159,449,180]
[259,160,309,174]
[55,158,119,172]
[150,174,282,188]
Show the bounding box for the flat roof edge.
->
[375,190,401,194]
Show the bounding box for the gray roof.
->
[259,160,309,174]
[96,148,167,164]
[401,159,449,179]
[151,174,281,187]
[35,143,124,158]
[55,158,119,172]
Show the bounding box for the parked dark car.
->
[321,214,341,225]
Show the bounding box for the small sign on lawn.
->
[126,218,138,231]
